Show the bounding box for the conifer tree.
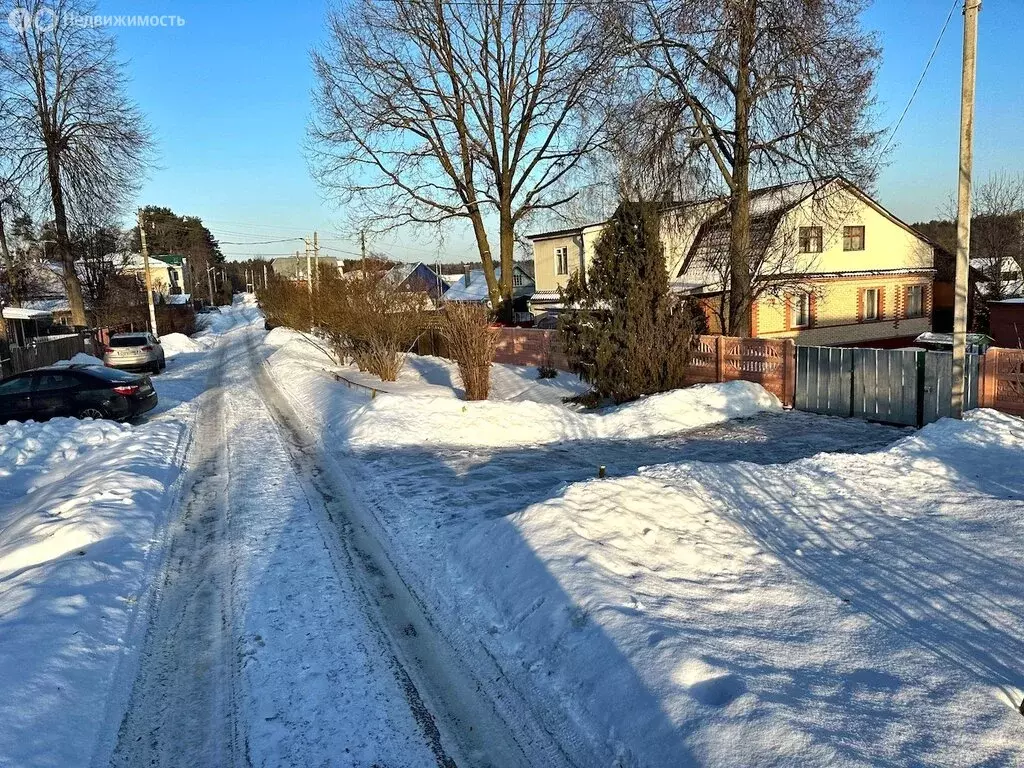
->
[558,202,703,403]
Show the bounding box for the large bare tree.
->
[613,0,881,335]
[310,0,616,310]
[0,0,151,326]
[968,173,1024,300]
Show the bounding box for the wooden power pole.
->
[305,238,313,295]
[951,0,981,418]
[137,209,159,338]
[313,231,319,288]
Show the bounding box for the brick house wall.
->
[753,274,933,346]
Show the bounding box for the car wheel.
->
[78,406,107,420]
[150,362,161,374]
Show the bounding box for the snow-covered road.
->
[110,301,545,768]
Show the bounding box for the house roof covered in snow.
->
[441,265,535,303]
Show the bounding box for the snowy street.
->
[2,299,1023,767]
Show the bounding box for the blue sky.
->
[102,0,1023,262]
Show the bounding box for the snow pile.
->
[341,379,779,448]
[451,408,1024,766]
[0,417,188,768]
[0,418,132,501]
[51,352,106,367]
[263,327,779,448]
[159,332,202,355]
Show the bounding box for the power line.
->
[218,237,305,245]
[877,0,959,159]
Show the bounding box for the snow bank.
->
[0,418,132,500]
[342,379,779,448]
[0,418,188,768]
[264,329,779,448]
[159,332,202,355]
[51,352,105,367]
[452,407,1024,766]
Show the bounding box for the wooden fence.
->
[0,333,95,378]
[684,335,796,404]
[493,327,569,370]
[979,347,1024,416]
[416,325,1024,420]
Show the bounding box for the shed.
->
[988,299,1024,348]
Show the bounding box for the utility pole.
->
[137,209,159,338]
[305,238,313,295]
[263,263,268,289]
[313,231,319,288]
[207,266,214,306]
[951,0,981,418]
[360,230,367,274]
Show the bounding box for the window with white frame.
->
[513,270,523,287]
[905,285,923,318]
[792,291,811,328]
[862,288,879,321]
[555,246,569,275]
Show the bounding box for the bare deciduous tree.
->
[0,0,151,326]
[310,0,616,312]
[612,0,881,335]
[967,173,1024,300]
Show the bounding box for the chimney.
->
[464,264,471,285]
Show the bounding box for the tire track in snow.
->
[109,339,250,768]
[246,326,580,768]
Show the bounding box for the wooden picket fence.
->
[979,347,1024,416]
[0,333,96,378]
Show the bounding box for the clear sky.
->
[101,0,1024,262]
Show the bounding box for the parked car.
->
[0,365,158,424]
[104,332,166,373]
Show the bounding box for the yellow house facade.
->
[528,178,937,347]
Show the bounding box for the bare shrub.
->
[316,268,427,381]
[256,278,311,332]
[440,304,499,400]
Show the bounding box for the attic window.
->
[513,271,523,287]
[843,226,865,251]
[799,227,822,253]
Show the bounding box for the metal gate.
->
[795,346,980,427]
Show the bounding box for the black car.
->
[0,365,158,424]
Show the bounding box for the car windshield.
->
[109,336,148,348]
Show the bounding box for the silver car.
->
[103,332,166,374]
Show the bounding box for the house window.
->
[792,292,812,328]
[799,226,822,253]
[555,246,569,275]
[513,271,523,287]
[863,288,879,321]
[906,285,924,318]
[843,226,865,251]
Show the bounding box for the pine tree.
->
[558,202,704,404]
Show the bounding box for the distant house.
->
[123,253,189,297]
[441,265,535,320]
[270,255,343,282]
[385,262,450,303]
[528,177,943,347]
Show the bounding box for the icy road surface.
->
[109,303,542,768]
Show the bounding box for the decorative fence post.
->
[783,339,796,407]
[715,336,725,383]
